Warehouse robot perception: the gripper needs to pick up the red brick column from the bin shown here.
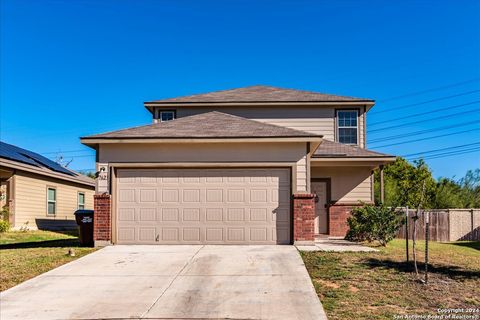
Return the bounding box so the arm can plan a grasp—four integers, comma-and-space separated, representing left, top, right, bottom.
94, 194, 111, 245
293, 194, 315, 245
329, 204, 360, 237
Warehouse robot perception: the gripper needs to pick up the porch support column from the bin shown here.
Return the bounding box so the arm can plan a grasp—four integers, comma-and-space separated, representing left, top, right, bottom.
379, 165, 385, 204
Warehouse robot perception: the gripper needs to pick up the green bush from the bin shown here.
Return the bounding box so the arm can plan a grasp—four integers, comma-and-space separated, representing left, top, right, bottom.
345, 204, 403, 246
0, 220, 9, 233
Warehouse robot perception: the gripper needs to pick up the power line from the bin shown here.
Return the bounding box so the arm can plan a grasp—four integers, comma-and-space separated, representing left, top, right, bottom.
408, 147, 480, 161
371, 90, 480, 115
41, 149, 89, 155
369, 100, 480, 126
402, 142, 480, 157
377, 78, 480, 103
370, 128, 480, 148
406, 146, 480, 159
368, 120, 480, 143
368, 108, 480, 133
48, 154, 95, 159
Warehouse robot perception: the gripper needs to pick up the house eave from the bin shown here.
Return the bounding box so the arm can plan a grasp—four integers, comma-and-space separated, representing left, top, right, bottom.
310, 156, 396, 167
0, 158, 95, 187
144, 101, 376, 114
81, 136, 323, 148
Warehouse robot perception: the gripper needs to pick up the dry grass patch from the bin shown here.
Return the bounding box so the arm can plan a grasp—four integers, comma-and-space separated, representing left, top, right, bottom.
301, 239, 480, 320
0, 230, 97, 291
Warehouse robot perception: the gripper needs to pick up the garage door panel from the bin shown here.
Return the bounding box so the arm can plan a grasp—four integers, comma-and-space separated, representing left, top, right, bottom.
116, 168, 291, 244
206, 228, 223, 242
161, 208, 179, 221
182, 208, 201, 221
205, 208, 223, 221
250, 228, 268, 242
118, 227, 135, 242
162, 228, 179, 241
183, 228, 201, 241
183, 189, 201, 203
162, 189, 179, 202
119, 189, 135, 202
139, 189, 156, 202
138, 227, 156, 241
139, 208, 156, 221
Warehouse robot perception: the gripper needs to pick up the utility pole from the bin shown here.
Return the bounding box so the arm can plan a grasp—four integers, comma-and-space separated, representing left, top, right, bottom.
380, 165, 385, 204
405, 206, 409, 262
425, 211, 429, 284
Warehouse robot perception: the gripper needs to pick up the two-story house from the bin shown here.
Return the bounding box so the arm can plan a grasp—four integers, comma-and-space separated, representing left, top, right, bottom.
81, 85, 395, 246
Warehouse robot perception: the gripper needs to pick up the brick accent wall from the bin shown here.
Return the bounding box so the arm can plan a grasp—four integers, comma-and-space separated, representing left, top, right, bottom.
293, 194, 315, 243
329, 204, 360, 237
94, 194, 111, 242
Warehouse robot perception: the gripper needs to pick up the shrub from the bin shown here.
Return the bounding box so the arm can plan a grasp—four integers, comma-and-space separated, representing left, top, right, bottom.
345, 204, 403, 246
0, 220, 9, 233
0, 205, 10, 233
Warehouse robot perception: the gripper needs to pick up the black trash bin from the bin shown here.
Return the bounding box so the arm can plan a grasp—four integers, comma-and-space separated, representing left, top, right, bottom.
74, 210, 94, 247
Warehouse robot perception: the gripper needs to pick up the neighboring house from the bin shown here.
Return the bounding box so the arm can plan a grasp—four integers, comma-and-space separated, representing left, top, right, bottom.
81, 85, 395, 246
0, 141, 95, 230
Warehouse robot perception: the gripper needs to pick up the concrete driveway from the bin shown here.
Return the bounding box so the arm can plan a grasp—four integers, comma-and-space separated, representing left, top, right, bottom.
1, 245, 326, 320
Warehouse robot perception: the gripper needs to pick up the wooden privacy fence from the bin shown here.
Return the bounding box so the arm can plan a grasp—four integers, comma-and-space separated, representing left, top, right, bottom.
396, 209, 480, 242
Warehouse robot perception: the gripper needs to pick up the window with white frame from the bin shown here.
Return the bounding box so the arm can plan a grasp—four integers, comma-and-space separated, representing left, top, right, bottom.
337, 110, 358, 144
159, 110, 175, 122
47, 187, 56, 215
78, 192, 85, 210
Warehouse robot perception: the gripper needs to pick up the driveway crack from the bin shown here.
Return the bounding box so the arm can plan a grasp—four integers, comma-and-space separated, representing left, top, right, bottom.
140, 245, 205, 319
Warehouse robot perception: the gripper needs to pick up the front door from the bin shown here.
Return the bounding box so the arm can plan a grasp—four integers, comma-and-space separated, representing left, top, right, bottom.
311, 181, 328, 234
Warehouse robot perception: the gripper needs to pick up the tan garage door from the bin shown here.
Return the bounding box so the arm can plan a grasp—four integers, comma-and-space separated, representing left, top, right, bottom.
116, 168, 291, 245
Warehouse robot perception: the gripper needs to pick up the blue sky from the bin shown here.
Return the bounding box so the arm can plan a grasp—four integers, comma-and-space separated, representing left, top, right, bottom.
1, 0, 479, 179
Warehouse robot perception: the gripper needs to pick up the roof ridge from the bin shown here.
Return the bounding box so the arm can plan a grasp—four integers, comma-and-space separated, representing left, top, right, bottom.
145, 85, 374, 104
144, 85, 260, 104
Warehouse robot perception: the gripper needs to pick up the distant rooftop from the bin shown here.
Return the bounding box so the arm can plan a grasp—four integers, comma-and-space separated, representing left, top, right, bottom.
0, 141, 94, 186
145, 85, 374, 104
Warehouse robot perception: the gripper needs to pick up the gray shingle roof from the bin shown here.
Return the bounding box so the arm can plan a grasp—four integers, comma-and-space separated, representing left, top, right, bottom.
145, 85, 374, 104
82, 111, 322, 139
313, 140, 394, 158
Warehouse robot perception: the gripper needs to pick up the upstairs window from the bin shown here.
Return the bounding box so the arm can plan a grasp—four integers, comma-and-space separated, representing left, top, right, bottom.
78, 192, 85, 210
337, 110, 358, 144
47, 187, 56, 215
159, 110, 175, 122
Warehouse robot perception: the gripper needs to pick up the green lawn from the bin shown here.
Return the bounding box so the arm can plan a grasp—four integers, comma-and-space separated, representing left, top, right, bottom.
301, 239, 480, 320
0, 230, 97, 291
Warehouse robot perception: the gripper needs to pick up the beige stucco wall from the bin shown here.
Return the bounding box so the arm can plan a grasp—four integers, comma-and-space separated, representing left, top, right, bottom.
155, 106, 366, 147
311, 166, 373, 203
448, 209, 480, 241
13, 171, 95, 229
98, 142, 309, 192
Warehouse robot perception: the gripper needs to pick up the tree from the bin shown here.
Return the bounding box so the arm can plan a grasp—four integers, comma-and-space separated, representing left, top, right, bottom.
432, 178, 464, 208
375, 158, 436, 208
458, 169, 480, 208
79, 170, 96, 179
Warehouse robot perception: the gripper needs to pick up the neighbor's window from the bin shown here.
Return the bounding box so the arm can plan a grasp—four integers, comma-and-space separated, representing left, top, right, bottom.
47, 187, 57, 215
337, 110, 358, 144
159, 111, 175, 122
78, 192, 85, 210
